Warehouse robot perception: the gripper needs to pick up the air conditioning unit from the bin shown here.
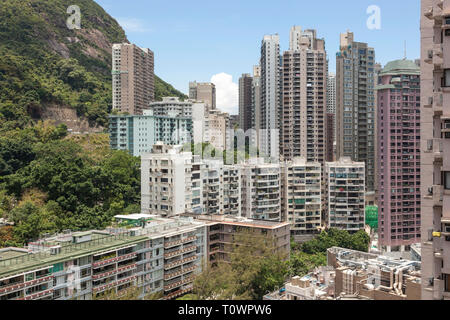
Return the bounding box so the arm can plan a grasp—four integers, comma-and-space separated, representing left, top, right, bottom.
428, 187, 434, 195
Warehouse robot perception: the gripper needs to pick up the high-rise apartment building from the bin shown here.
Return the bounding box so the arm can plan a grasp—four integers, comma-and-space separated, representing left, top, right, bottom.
207, 110, 230, 151
239, 73, 254, 132
336, 31, 376, 192
141, 143, 193, 217
327, 72, 337, 115
260, 35, 281, 161
326, 113, 335, 162
108, 110, 192, 157
282, 158, 322, 241
327, 72, 337, 161
280, 27, 327, 164
376, 59, 421, 252
252, 66, 262, 147
421, 0, 450, 300
189, 81, 216, 111
326, 157, 366, 233
241, 158, 282, 221
112, 43, 155, 115
201, 160, 241, 217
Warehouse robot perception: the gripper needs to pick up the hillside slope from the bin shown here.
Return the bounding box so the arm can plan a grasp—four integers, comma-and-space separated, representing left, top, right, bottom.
0, 0, 186, 131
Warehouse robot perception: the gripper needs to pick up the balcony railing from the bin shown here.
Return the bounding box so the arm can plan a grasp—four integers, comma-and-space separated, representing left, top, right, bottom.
164, 276, 195, 291
164, 265, 197, 281
0, 276, 53, 295
23, 288, 54, 300
164, 255, 197, 270
164, 246, 197, 259
92, 253, 137, 268
164, 236, 197, 249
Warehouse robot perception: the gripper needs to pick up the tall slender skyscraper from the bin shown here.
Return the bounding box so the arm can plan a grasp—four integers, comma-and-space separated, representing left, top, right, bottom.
336, 31, 376, 192
420, 0, 450, 300
252, 66, 262, 149
112, 43, 155, 115
377, 59, 421, 253
326, 72, 336, 162
239, 73, 254, 131
280, 27, 326, 165
327, 72, 336, 115
260, 35, 281, 161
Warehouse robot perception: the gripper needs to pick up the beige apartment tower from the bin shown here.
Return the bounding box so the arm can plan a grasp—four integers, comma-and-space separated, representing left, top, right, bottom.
421, 0, 450, 300
336, 31, 376, 192
112, 43, 155, 115
189, 81, 217, 110
280, 27, 327, 165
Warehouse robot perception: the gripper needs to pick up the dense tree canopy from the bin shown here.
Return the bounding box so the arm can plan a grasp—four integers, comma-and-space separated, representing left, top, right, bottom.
185, 228, 370, 300
0, 121, 141, 246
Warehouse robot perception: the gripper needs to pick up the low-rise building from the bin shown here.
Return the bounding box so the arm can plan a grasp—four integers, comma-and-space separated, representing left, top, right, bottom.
0, 215, 207, 301
189, 214, 290, 264
265, 246, 422, 300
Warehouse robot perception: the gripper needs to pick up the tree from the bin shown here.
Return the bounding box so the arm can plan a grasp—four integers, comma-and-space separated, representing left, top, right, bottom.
190, 229, 290, 300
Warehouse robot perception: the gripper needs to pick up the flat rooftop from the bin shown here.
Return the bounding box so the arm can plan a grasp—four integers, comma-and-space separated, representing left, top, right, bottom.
188, 214, 290, 229
0, 231, 148, 280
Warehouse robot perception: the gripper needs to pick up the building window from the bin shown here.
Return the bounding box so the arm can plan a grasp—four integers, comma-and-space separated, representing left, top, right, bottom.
444, 274, 450, 292
445, 172, 450, 190
443, 70, 450, 87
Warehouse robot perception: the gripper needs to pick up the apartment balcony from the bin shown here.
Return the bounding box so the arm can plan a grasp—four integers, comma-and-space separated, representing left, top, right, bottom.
164, 255, 197, 270
92, 269, 118, 281
22, 288, 54, 301
164, 276, 195, 291
116, 275, 136, 286
92, 281, 118, 293
165, 236, 197, 249
164, 285, 193, 300
92, 253, 137, 268
164, 245, 197, 259
0, 275, 54, 295
164, 265, 197, 281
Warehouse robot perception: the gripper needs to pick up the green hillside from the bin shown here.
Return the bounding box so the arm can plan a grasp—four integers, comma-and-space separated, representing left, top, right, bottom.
0, 0, 186, 131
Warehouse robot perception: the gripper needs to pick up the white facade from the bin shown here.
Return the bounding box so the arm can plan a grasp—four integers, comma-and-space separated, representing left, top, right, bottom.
241, 158, 282, 221
326, 157, 366, 232
282, 158, 322, 237
260, 35, 281, 162
109, 112, 192, 157
141, 143, 193, 217
201, 160, 242, 217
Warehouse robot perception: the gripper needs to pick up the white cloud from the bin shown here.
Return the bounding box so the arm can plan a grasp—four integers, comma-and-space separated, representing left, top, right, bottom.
211, 73, 238, 115
116, 18, 152, 33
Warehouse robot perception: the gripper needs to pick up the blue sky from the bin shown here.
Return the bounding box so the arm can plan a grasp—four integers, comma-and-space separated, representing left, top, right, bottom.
95, 0, 420, 114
